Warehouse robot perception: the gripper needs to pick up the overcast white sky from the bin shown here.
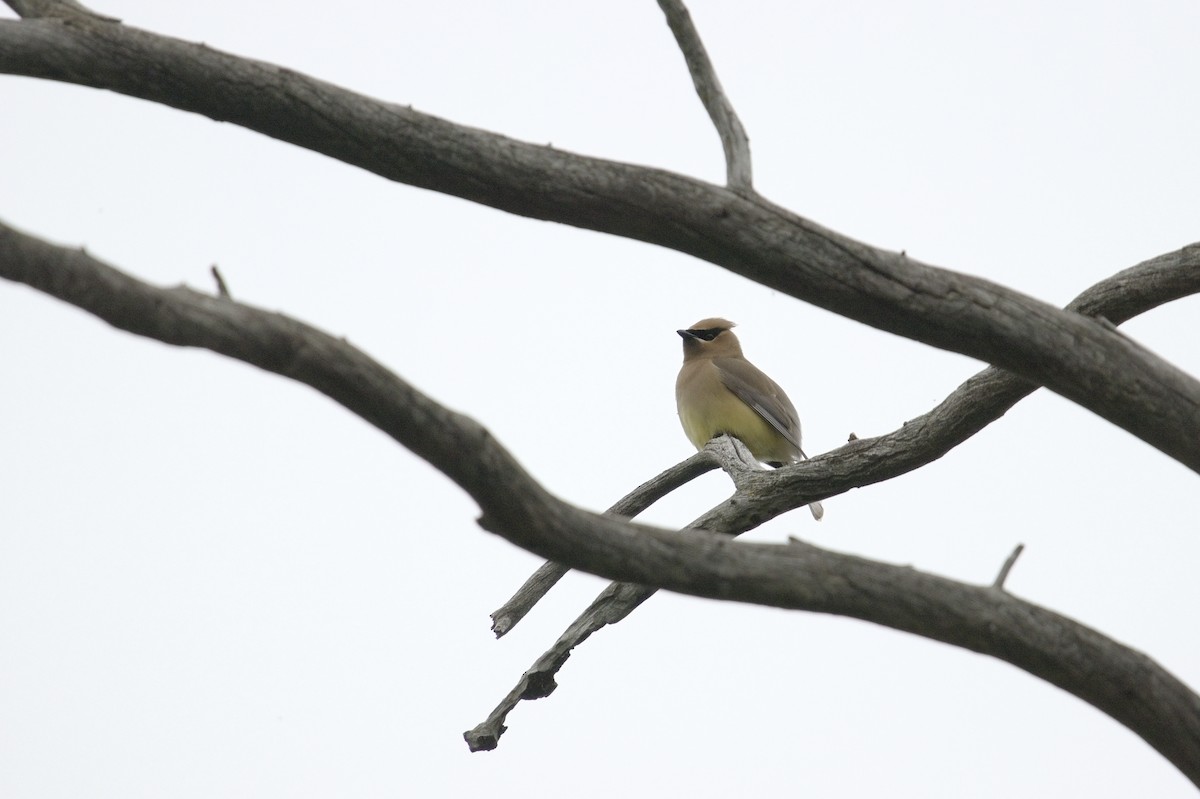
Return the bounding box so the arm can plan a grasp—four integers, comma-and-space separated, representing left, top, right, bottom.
3, 1, 1200, 796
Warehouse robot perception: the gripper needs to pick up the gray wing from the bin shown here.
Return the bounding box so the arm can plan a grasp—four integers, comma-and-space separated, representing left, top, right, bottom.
712, 356, 807, 458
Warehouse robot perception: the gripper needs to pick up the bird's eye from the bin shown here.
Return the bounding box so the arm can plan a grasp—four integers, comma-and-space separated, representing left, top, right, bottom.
691, 328, 722, 341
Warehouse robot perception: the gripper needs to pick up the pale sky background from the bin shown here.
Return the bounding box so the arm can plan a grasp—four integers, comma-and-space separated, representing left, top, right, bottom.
3, 1, 1200, 796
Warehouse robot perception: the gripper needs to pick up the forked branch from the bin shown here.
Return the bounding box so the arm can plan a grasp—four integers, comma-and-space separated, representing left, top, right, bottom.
2, 220, 1197, 782
3, 0, 1199, 784
487, 244, 1200, 637
490, 451, 717, 638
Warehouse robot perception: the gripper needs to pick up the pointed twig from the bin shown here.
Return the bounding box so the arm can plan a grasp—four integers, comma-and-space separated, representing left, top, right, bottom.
210, 265, 232, 300
992, 544, 1025, 591
657, 0, 753, 191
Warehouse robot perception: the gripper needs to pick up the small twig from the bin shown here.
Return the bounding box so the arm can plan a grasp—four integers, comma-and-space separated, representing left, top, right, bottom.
210, 265, 232, 299
657, 0, 753, 191
992, 543, 1025, 590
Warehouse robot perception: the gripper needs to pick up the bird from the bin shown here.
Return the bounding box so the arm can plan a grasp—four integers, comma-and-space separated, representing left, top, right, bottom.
675, 317, 824, 521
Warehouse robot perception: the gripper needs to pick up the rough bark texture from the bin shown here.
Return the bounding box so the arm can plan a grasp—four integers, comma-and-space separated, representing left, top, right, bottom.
2, 1, 1199, 785
1, 16, 1199, 470
2, 221, 1198, 781
489, 246, 1200, 637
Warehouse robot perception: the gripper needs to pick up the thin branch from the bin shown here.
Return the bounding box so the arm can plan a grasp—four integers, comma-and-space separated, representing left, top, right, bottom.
2, 220, 1198, 782
491, 436, 787, 637
471, 439, 757, 749
490, 450, 717, 637
657, 0, 753, 191
2, 21, 1199, 469
992, 544, 1025, 590
470, 580, 656, 751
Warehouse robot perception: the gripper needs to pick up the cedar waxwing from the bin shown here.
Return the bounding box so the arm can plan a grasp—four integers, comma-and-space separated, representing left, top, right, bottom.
676, 318, 824, 521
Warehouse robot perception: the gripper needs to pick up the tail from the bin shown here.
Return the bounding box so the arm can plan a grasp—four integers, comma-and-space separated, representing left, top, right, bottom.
768, 454, 825, 521
796, 449, 823, 521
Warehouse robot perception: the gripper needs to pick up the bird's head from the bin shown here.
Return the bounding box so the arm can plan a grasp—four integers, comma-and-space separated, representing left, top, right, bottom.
677, 317, 743, 359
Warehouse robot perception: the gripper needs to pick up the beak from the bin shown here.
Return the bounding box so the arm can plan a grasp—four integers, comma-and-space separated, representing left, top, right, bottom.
677, 329, 696, 340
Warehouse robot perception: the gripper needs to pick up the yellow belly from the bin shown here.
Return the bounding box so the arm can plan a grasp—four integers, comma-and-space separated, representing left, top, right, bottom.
677, 379, 794, 463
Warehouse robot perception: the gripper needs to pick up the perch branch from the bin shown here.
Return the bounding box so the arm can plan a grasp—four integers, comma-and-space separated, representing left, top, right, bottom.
489, 245, 1200, 637
491, 434, 791, 637
2, 222, 1199, 782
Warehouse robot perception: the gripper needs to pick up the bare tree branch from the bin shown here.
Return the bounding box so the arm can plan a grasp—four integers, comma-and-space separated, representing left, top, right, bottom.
488, 244, 1200, 638
2, 220, 1198, 782
491, 437, 774, 636
469, 522, 1200, 782
1, 19, 1198, 469
657, 0, 753, 191
470, 579, 657, 752
468, 434, 1200, 779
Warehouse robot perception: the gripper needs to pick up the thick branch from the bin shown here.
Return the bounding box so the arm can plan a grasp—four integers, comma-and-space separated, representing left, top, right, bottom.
1, 19, 1199, 469
755, 244, 1200, 513
2, 221, 1198, 782
657, 0, 753, 190
469, 530, 1200, 785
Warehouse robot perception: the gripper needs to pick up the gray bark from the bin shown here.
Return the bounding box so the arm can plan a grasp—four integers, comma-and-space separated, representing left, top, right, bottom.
1, 220, 1198, 780
2, 2, 1199, 785
0, 16, 1198, 469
